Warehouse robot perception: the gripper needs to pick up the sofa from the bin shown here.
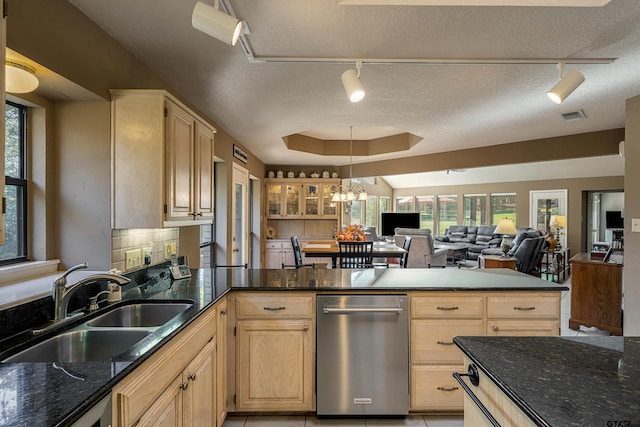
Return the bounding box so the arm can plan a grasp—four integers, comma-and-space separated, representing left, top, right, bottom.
394, 228, 448, 268
435, 225, 501, 261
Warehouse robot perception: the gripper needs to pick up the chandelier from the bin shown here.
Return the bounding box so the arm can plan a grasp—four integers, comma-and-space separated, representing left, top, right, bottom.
331, 126, 367, 214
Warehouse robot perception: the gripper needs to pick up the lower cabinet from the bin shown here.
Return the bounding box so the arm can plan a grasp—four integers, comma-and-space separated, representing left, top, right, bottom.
136, 339, 215, 427
112, 302, 220, 427
409, 291, 560, 412
215, 299, 228, 427
233, 293, 315, 412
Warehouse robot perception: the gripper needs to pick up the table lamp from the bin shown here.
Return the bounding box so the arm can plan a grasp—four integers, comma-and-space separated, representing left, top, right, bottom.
550, 215, 567, 249
494, 218, 518, 258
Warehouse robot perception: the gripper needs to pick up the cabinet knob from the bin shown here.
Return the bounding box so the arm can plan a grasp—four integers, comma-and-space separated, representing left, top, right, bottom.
188, 373, 197, 381
180, 382, 189, 391
220, 309, 227, 315
492, 325, 499, 331
303, 325, 309, 332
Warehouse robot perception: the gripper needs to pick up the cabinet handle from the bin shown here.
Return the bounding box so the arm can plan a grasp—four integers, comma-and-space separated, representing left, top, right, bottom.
436, 341, 455, 346
436, 306, 459, 311
180, 382, 189, 391
492, 325, 499, 331
196, 212, 203, 217
188, 373, 197, 381
437, 386, 459, 392
513, 306, 536, 311
220, 309, 227, 315
303, 325, 309, 332
263, 306, 286, 311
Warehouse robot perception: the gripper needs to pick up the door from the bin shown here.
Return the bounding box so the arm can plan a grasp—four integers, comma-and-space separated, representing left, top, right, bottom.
529, 189, 567, 248
232, 163, 249, 266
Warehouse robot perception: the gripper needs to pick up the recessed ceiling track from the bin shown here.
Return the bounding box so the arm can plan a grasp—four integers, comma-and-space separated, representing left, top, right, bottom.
251, 56, 616, 65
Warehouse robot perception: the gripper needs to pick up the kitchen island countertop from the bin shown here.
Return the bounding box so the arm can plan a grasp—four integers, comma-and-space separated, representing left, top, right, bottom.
0, 267, 566, 426
454, 336, 640, 427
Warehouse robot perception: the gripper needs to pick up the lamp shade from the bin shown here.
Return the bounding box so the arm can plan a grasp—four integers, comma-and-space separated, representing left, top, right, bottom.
341, 69, 365, 102
547, 69, 585, 104
550, 215, 567, 228
5, 60, 39, 93
192, 1, 243, 46
494, 218, 517, 235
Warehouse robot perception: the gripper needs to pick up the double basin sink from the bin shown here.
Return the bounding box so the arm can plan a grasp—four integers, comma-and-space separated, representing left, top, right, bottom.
3, 300, 194, 363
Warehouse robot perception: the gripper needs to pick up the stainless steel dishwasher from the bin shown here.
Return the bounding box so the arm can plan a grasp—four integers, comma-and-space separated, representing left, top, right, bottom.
316, 294, 409, 416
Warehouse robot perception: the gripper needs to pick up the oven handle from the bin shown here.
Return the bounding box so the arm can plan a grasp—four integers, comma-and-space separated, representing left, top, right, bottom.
323, 306, 403, 314
453, 366, 501, 427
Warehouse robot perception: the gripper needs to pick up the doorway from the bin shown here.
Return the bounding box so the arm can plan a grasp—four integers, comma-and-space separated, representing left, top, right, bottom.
232, 163, 249, 266
583, 190, 624, 252
530, 189, 567, 248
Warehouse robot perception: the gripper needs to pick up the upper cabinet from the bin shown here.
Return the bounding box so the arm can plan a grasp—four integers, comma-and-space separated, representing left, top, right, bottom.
111, 90, 216, 228
265, 178, 339, 219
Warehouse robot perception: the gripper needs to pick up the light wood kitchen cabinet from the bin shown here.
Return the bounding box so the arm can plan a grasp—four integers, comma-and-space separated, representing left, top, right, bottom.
233, 293, 315, 411
409, 293, 484, 412
265, 178, 339, 219
409, 291, 560, 412
136, 339, 215, 427
215, 299, 228, 427
112, 305, 217, 426
111, 89, 216, 228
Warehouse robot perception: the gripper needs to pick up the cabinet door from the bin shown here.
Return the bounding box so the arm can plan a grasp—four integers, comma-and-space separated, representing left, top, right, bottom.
183, 339, 216, 427
303, 184, 320, 216
166, 101, 195, 221
320, 184, 337, 217
264, 247, 283, 269
236, 320, 313, 411
136, 376, 183, 427
266, 182, 283, 216
284, 183, 302, 216
194, 120, 215, 219
216, 300, 228, 427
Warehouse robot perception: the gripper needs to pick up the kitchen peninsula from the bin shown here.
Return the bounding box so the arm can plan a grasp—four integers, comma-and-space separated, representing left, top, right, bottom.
0, 267, 567, 426
454, 336, 640, 426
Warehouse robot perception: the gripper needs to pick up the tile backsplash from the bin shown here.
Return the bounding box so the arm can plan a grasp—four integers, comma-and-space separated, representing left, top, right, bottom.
111, 228, 179, 272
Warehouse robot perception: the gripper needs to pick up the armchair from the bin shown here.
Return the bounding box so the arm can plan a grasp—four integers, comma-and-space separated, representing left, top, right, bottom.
394, 228, 447, 268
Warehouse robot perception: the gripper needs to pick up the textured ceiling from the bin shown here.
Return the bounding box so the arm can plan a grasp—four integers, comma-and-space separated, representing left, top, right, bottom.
66, 0, 638, 179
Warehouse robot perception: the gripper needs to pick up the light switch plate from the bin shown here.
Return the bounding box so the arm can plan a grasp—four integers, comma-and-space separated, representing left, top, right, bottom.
165, 243, 172, 260
170, 242, 177, 255
632, 218, 640, 232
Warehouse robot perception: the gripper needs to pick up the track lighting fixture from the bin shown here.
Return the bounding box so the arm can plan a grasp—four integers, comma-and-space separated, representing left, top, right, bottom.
5, 60, 39, 93
192, 0, 243, 46
547, 63, 585, 104
341, 61, 365, 103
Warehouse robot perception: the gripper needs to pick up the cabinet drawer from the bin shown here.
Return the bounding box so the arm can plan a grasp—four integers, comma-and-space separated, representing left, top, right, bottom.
487, 294, 560, 319
411, 295, 484, 319
235, 294, 314, 318
411, 365, 464, 411
264, 241, 283, 250
411, 319, 484, 364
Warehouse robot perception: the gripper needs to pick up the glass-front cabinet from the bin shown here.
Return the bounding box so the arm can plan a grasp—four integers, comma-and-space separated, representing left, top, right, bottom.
265, 179, 339, 219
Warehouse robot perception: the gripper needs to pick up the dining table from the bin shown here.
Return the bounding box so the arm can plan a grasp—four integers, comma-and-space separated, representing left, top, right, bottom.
301, 240, 408, 268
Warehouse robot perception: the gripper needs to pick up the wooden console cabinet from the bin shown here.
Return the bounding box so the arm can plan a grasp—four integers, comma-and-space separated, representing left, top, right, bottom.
569, 253, 623, 335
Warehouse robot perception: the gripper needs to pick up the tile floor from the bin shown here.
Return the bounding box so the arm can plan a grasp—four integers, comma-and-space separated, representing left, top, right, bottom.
224, 275, 584, 427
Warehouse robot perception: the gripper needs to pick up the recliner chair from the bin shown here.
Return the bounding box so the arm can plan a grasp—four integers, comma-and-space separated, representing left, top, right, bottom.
394, 228, 447, 268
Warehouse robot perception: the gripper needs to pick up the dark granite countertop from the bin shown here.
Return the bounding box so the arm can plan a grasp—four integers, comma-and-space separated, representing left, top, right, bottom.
0, 267, 566, 426
454, 336, 640, 427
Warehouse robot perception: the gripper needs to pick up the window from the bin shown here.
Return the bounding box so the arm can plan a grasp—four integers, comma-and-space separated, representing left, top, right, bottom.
396, 196, 414, 213
491, 193, 516, 225
416, 196, 434, 230
437, 195, 458, 235
463, 194, 486, 226
1, 102, 28, 265
348, 201, 362, 225
200, 224, 213, 268
365, 195, 377, 227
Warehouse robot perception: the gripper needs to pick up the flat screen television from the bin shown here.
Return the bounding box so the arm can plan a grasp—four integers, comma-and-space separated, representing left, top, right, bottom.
381, 212, 420, 236
605, 210, 624, 229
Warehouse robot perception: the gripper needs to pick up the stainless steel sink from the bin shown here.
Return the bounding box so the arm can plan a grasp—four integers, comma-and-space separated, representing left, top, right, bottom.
86, 302, 193, 327
3, 329, 152, 363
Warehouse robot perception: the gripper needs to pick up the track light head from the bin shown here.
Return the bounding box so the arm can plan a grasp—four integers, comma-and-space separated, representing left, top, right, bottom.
547, 68, 585, 104
192, 1, 243, 46
341, 63, 365, 102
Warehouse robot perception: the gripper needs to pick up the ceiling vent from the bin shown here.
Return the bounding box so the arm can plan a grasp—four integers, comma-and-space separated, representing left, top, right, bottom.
561, 109, 587, 122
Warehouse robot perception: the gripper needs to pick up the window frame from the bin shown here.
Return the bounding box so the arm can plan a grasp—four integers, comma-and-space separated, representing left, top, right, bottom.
1, 101, 28, 265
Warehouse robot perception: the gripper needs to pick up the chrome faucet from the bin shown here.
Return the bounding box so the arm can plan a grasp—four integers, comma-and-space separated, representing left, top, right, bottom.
52, 263, 130, 321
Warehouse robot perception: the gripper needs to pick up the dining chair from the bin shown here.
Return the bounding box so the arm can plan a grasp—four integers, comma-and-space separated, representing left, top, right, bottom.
282, 235, 316, 269
338, 241, 374, 268
399, 236, 412, 268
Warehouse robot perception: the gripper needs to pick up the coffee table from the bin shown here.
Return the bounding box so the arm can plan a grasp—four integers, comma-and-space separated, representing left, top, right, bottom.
433, 242, 472, 267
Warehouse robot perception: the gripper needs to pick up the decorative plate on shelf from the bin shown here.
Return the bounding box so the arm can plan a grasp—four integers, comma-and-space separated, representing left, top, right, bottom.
266, 227, 276, 239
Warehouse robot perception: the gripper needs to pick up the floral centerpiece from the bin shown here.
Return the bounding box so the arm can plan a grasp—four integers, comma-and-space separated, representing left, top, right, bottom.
335, 224, 366, 241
